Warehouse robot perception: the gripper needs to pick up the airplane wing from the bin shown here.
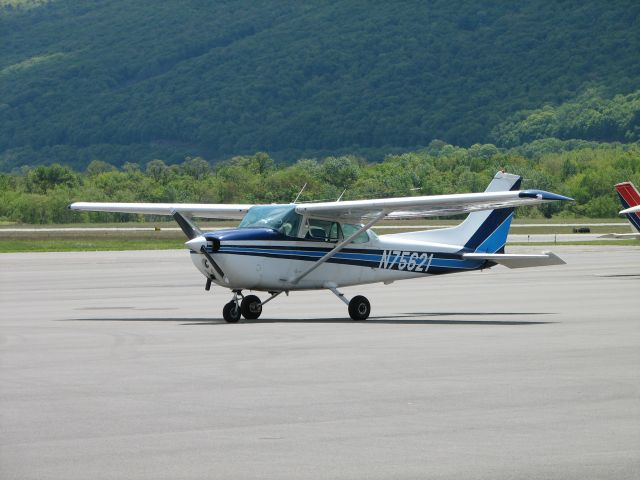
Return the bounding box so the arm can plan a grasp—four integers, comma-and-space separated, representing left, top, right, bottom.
294, 190, 572, 223
462, 251, 566, 269
68, 202, 253, 219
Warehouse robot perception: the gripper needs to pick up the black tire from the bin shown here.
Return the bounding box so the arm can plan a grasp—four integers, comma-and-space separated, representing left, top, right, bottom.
223, 301, 241, 323
348, 295, 370, 321
241, 295, 262, 320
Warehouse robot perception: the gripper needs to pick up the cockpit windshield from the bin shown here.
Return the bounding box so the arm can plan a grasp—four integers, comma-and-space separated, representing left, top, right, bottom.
238, 205, 301, 237
238, 205, 374, 243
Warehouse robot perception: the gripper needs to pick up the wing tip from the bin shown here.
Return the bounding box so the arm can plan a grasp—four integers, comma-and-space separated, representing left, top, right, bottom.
541, 251, 566, 265
519, 190, 573, 202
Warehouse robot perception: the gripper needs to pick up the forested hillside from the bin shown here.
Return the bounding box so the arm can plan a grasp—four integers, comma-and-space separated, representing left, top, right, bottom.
2, 0, 639, 169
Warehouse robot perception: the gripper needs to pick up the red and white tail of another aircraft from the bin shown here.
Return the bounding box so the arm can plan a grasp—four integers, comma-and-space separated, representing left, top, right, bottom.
601, 182, 640, 239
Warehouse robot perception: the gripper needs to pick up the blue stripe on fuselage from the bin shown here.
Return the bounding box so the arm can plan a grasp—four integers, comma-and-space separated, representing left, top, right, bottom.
213, 244, 484, 273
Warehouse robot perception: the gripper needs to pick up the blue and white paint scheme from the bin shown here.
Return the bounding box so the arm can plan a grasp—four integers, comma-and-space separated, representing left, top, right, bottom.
70, 171, 571, 322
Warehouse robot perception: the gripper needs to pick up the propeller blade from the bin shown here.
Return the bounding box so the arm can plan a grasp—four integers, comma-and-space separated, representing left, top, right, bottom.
171, 210, 202, 240
200, 245, 225, 280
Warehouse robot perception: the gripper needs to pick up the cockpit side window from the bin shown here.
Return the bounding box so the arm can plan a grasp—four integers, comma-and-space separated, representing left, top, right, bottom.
303, 219, 370, 244
305, 218, 342, 242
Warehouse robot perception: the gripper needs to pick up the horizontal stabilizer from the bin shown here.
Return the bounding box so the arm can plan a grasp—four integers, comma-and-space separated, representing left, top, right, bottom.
620, 205, 640, 215
462, 251, 565, 269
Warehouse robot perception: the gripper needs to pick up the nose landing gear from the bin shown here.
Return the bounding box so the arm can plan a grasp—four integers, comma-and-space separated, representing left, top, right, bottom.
221, 290, 283, 323
222, 299, 241, 323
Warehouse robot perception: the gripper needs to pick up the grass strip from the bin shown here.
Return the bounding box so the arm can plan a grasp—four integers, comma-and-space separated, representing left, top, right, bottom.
2, 237, 637, 253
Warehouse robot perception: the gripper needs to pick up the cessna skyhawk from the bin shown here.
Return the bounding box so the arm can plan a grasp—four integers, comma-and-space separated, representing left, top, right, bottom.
70, 171, 571, 322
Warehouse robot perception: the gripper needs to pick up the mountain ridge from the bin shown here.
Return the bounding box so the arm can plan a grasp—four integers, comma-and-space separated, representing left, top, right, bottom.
2, 0, 639, 169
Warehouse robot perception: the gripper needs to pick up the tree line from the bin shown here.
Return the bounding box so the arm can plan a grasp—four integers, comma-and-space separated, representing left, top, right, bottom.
1, 142, 639, 224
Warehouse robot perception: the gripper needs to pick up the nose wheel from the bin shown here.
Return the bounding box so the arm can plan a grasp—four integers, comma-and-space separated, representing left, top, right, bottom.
221, 290, 283, 322
222, 300, 241, 323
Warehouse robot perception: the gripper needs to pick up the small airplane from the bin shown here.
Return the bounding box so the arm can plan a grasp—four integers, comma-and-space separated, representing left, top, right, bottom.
69, 171, 571, 322
599, 182, 640, 240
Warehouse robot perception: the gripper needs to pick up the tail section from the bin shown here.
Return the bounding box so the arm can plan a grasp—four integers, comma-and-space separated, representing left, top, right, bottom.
615, 182, 640, 233
390, 171, 521, 252
454, 172, 521, 253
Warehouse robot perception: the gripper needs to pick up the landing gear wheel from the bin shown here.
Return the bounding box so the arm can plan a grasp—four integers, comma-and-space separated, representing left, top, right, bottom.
223, 301, 241, 323
241, 295, 262, 320
348, 295, 370, 321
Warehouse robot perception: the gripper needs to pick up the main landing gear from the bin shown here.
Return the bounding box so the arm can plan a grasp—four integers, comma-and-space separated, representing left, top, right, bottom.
220, 288, 370, 322
328, 286, 371, 321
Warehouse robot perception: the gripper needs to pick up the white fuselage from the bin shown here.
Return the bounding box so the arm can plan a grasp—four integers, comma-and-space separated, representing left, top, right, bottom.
190, 231, 487, 292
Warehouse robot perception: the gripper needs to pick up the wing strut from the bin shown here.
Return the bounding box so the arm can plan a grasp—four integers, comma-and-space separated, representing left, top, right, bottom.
288, 212, 387, 285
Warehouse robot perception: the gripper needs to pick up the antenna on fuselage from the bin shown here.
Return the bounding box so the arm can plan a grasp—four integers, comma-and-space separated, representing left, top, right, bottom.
293, 183, 307, 204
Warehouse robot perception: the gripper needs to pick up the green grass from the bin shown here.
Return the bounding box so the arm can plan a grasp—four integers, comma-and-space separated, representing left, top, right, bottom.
2, 224, 638, 252
1, 217, 637, 253
2, 238, 637, 253
0, 228, 186, 252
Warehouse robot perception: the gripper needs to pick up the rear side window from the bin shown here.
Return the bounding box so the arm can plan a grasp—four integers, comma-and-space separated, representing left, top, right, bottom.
342, 223, 370, 243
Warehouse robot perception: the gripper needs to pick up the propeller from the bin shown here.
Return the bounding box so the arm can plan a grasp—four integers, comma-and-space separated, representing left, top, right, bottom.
198, 242, 225, 280
172, 210, 226, 282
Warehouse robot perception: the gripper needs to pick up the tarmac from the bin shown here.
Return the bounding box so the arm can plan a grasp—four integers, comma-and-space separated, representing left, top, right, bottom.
1, 246, 639, 479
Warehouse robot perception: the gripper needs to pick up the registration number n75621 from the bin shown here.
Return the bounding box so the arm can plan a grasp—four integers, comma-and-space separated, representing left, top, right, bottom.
378, 251, 434, 272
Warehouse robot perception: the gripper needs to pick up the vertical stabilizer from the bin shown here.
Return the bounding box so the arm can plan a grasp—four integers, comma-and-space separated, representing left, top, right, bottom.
453, 172, 521, 253
388, 171, 521, 252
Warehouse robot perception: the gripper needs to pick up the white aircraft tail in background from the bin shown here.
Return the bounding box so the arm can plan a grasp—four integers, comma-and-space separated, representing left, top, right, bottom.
70, 171, 572, 322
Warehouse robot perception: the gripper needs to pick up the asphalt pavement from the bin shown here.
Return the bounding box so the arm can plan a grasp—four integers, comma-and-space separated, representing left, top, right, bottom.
1, 246, 639, 479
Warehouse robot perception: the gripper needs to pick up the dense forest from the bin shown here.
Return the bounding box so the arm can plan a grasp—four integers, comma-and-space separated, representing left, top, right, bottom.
2, 0, 640, 169
2, 141, 639, 224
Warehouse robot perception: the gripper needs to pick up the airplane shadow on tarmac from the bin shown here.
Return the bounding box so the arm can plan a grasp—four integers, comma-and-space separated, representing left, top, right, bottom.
67, 312, 554, 326
596, 273, 640, 278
